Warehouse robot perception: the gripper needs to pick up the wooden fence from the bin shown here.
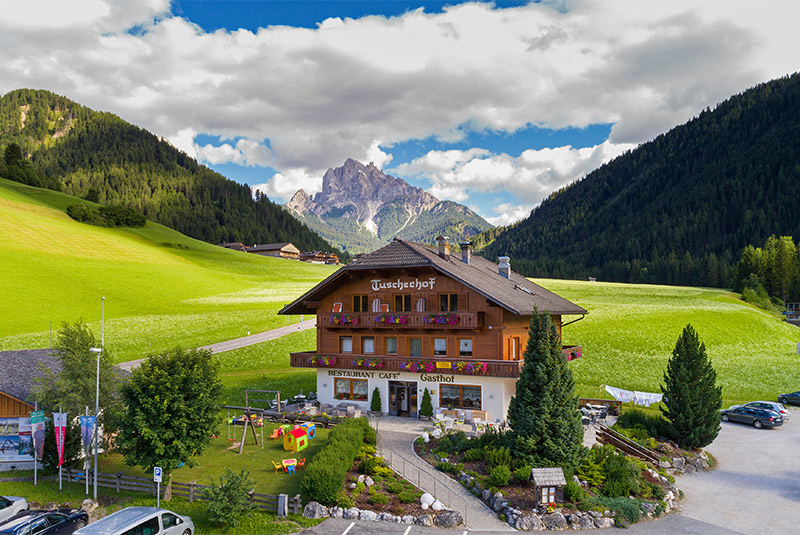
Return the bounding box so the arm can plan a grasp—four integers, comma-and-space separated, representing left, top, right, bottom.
595, 424, 661, 464
63, 468, 302, 516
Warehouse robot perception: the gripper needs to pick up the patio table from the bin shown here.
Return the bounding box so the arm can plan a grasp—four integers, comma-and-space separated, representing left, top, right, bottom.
282, 458, 297, 474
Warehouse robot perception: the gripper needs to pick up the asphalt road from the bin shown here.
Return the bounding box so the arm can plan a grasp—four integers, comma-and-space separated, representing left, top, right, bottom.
300, 406, 800, 534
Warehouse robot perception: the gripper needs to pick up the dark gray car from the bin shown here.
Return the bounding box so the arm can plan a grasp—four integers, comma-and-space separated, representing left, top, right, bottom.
777, 391, 800, 406
721, 406, 783, 428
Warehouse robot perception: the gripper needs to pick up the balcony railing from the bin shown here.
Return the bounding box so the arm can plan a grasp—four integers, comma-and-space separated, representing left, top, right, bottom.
320, 311, 484, 330
290, 352, 523, 378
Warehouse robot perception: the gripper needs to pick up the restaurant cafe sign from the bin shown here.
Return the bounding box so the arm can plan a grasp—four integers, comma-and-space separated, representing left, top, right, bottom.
370, 277, 436, 292
327, 369, 455, 383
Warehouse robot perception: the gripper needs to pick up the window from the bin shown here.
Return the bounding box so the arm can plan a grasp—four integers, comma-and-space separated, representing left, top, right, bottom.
362, 336, 375, 354
409, 338, 422, 357
509, 336, 520, 360
440, 293, 459, 312
340, 336, 353, 353
395, 294, 412, 312
353, 295, 368, 312
335, 378, 368, 401
439, 384, 481, 409
434, 338, 447, 356
140, 517, 160, 535
385, 337, 398, 354
162, 513, 180, 529
30, 520, 48, 535
459, 338, 473, 357
45, 514, 66, 526
540, 486, 556, 505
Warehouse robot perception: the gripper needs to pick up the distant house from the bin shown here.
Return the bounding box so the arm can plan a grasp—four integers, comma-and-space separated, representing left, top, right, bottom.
218, 242, 248, 252
299, 251, 339, 264
247, 243, 301, 259
0, 349, 60, 418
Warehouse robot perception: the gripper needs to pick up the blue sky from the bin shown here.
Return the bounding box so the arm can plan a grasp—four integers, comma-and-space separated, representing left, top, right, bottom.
2, 0, 798, 225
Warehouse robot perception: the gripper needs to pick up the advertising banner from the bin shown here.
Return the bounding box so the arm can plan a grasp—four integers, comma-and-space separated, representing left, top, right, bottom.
0, 417, 34, 462
30, 410, 45, 461
53, 412, 67, 467
79, 416, 95, 456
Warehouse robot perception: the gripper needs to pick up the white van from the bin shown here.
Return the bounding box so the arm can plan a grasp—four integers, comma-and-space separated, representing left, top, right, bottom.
74, 506, 194, 535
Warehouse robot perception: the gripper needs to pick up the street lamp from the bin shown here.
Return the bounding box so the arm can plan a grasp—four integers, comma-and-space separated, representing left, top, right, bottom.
89, 347, 101, 500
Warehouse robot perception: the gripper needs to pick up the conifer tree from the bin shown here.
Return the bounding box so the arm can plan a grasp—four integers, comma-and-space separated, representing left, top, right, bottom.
660, 325, 722, 449
419, 388, 433, 418
508, 308, 584, 470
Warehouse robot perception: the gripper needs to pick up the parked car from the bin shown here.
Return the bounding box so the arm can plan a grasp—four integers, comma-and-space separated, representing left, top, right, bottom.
0, 497, 27, 525
0, 509, 88, 535
720, 406, 783, 429
74, 506, 193, 535
777, 391, 800, 406
729, 401, 790, 420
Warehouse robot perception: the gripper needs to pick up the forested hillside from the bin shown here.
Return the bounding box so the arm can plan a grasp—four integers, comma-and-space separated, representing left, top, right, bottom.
0, 89, 341, 254
481, 73, 800, 287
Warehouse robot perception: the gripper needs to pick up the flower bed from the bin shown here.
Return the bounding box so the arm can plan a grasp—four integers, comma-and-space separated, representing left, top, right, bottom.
454, 361, 488, 375
310, 356, 337, 367
352, 358, 384, 369
423, 313, 459, 325
374, 313, 409, 325
399, 360, 436, 373
331, 313, 359, 326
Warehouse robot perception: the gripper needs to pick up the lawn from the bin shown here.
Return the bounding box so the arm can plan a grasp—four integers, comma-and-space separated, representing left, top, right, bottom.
0, 479, 321, 535
0, 178, 335, 362
535, 279, 800, 405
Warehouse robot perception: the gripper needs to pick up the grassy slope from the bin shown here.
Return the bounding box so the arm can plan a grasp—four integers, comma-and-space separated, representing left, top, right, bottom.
0, 178, 336, 361
539, 279, 800, 405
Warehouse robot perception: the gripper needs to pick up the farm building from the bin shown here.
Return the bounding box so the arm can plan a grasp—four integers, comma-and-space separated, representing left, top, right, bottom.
248, 243, 301, 259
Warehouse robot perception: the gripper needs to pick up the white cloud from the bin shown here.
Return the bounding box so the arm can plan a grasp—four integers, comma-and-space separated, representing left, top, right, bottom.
253, 168, 323, 203
486, 204, 532, 227
0, 0, 798, 219
396, 140, 635, 214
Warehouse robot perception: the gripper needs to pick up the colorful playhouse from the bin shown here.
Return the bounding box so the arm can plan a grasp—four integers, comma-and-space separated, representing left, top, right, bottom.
283, 427, 308, 452
300, 422, 317, 439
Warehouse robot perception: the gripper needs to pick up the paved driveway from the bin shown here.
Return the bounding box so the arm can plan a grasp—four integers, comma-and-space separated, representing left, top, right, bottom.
302, 406, 800, 534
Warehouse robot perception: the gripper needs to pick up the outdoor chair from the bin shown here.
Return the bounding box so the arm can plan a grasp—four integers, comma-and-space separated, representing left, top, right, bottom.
352, 409, 362, 418
297, 458, 306, 470
268, 428, 281, 440
272, 460, 284, 474
445, 417, 455, 430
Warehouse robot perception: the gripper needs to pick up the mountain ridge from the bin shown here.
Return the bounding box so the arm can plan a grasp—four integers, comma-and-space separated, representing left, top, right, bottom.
285, 158, 492, 253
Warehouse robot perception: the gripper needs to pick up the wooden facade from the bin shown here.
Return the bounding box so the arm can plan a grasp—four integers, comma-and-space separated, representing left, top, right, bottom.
0, 391, 34, 418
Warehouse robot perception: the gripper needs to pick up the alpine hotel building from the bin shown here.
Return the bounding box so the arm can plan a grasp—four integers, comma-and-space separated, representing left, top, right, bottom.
281, 237, 586, 421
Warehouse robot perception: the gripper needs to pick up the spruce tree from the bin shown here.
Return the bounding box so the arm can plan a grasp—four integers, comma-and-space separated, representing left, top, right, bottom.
660, 324, 722, 449
508, 308, 585, 471
419, 388, 433, 418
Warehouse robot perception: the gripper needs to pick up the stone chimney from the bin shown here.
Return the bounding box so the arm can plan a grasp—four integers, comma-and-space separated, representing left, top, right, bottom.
436, 236, 451, 260
498, 256, 511, 278
459, 241, 472, 265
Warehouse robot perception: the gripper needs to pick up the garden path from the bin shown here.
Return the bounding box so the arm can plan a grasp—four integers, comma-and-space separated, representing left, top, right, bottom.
117, 317, 316, 371
374, 417, 514, 531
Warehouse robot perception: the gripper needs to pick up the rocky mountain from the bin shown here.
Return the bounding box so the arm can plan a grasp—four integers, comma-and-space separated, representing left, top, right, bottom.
286, 158, 492, 253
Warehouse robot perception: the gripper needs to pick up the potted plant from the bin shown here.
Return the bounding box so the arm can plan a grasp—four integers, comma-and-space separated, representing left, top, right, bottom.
419, 388, 434, 420
370, 387, 383, 416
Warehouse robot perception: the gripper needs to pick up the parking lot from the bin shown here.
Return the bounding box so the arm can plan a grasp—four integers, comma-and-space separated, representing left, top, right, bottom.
301, 406, 800, 535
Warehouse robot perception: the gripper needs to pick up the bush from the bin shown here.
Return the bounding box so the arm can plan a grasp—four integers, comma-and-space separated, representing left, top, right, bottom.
386, 481, 404, 494
398, 490, 420, 503
420, 388, 433, 417
564, 480, 586, 503
485, 446, 511, 468
489, 464, 512, 487
336, 490, 354, 509
301, 418, 368, 504
601, 453, 641, 498
586, 497, 641, 527
353, 481, 366, 495
437, 461, 455, 473
437, 435, 453, 453
463, 448, 484, 462
369, 492, 389, 505
203, 469, 255, 528
449, 430, 469, 452
358, 455, 386, 475
512, 465, 530, 484
99, 204, 146, 227
617, 409, 663, 438
371, 387, 382, 413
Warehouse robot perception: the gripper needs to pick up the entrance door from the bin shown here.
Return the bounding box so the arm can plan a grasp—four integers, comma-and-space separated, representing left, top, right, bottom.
388, 381, 418, 417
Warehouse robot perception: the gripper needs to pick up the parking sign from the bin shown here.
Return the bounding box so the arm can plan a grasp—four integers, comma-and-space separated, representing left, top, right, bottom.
154, 467, 162, 483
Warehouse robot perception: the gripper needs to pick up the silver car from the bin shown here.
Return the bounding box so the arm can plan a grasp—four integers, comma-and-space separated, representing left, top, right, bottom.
729, 401, 790, 420
0, 496, 27, 525
74, 506, 193, 535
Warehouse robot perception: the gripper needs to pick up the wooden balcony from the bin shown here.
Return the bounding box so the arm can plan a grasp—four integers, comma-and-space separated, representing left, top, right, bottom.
320, 311, 484, 330
290, 351, 523, 378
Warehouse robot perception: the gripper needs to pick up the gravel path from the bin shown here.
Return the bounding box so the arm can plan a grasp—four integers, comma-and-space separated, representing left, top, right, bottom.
117, 317, 316, 371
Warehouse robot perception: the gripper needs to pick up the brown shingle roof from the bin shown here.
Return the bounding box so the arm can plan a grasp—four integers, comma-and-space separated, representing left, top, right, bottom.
280, 238, 586, 316
248, 242, 298, 252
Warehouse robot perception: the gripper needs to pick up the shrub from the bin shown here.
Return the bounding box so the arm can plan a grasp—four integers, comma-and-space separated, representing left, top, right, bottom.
485, 446, 511, 468
437, 435, 453, 452
66, 203, 96, 223
617, 409, 663, 438
369, 492, 389, 505
512, 465, 530, 484
373, 465, 394, 478
420, 388, 433, 417
463, 448, 484, 462
203, 469, 255, 527
489, 464, 512, 487
98, 204, 146, 227
564, 480, 586, 503
587, 497, 641, 527
398, 490, 420, 503
336, 490, 354, 509
601, 453, 641, 498
453, 463, 465, 473
353, 481, 366, 495
449, 430, 469, 452
301, 418, 368, 504
437, 461, 454, 473
386, 481, 404, 494
358, 444, 377, 459
371, 387, 382, 413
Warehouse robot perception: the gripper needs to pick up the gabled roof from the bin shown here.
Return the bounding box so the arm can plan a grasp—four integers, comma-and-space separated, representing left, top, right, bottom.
249, 242, 299, 253
531, 467, 567, 486
0, 349, 60, 403
280, 238, 586, 316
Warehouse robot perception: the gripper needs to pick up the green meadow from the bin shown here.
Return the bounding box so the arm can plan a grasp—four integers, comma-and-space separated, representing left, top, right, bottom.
0, 178, 336, 362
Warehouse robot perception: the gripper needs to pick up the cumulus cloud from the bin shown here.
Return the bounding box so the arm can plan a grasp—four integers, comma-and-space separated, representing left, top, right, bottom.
396, 140, 635, 216
252, 168, 323, 203
0, 0, 797, 220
